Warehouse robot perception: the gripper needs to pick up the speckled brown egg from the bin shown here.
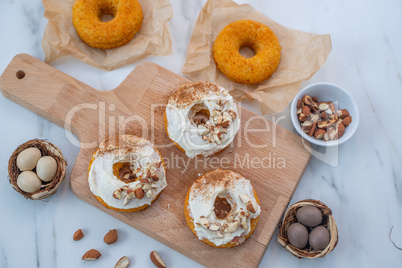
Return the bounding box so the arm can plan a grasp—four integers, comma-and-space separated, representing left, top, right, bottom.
287, 223, 309, 249
296, 206, 323, 227
309, 226, 330, 250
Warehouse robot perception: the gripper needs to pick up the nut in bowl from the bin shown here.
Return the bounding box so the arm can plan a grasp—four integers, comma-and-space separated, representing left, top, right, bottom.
290, 83, 359, 146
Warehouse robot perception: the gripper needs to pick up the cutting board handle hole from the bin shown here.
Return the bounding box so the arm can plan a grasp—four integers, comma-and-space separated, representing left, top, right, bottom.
16, 70, 25, 79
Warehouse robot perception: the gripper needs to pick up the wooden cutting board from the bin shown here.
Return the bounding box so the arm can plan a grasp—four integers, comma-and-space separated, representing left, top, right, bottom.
0, 54, 310, 268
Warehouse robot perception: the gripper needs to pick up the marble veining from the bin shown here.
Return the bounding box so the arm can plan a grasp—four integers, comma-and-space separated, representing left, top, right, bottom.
0, 0, 401, 267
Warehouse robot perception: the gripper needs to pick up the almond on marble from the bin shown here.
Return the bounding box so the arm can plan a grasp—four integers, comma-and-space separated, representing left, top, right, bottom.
73, 229, 84, 241
104, 229, 118, 245
82, 249, 101, 261
150, 250, 166, 268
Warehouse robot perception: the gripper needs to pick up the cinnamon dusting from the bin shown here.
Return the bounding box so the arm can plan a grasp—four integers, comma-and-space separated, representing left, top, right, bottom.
169, 82, 221, 107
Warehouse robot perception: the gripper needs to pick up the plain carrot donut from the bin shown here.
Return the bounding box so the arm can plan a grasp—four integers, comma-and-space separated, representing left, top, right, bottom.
212, 19, 281, 84
72, 0, 143, 49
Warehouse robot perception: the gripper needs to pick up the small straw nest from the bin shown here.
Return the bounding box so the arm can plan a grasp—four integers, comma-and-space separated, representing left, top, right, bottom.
277, 199, 338, 259
8, 139, 67, 200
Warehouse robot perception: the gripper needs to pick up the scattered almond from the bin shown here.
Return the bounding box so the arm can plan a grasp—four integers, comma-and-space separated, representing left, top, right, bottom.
208, 223, 220, 231
134, 187, 145, 199
217, 120, 230, 128
150, 250, 166, 268
225, 221, 240, 233
240, 217, 249, 230
123, 195, 131, 206
231, 236, 240, 243
73, 229, 84, 241
82, 249, 101, 261
140, 178, 150, 183
113, 189, 122, 200
239, 194, 252, 204
126, 188, 135, 199
115, 256, 130, 268
246, 200, 258, 214
199, 216, 209, 228
150, 174, 159, 181
104, 229, 118, 245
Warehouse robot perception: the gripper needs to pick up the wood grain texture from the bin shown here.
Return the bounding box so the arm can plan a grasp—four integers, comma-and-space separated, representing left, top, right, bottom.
0, 54, 311, 268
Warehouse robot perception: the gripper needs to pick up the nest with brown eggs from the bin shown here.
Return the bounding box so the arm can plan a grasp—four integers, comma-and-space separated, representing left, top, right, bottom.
277, 199, 338, 258
8, 139, 67, 200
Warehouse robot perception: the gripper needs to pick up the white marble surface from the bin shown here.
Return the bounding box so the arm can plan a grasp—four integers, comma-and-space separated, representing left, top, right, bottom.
1, 0, 402, 267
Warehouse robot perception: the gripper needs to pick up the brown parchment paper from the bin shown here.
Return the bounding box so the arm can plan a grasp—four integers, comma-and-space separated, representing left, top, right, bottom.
42, 0, 173, 70
182, 0, 332, 114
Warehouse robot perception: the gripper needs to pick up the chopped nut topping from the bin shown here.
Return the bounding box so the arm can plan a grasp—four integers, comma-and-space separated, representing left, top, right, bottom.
208, 223, 220, 231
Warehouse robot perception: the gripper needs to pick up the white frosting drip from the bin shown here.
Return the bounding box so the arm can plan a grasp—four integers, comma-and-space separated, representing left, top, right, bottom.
188, 171, 261, 246
165, 84, 240, 158
88, 137, 167, 209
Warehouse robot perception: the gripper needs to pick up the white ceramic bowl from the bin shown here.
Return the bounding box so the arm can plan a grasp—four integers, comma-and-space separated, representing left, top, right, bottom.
290, 83, 359, 146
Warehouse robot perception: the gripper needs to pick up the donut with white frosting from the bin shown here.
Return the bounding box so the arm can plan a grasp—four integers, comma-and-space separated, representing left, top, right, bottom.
164, 82, 240, 158
184, 169, 261, 247
88, 135, 167, 212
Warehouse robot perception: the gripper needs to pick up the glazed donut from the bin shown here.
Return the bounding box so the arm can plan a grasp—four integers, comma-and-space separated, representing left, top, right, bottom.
72, 0, 143, 49
184, 169, 261, 248
212, 19, 281, 84
164, 82, 240, 158
88, 135, 166, 212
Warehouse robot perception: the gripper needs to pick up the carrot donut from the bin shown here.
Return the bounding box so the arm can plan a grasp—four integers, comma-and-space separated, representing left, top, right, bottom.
184, 169, 261, 248
72, 0, 143, 49
88, 135, 166, 212
164, 82, 240, 158
212, 19, 281, 84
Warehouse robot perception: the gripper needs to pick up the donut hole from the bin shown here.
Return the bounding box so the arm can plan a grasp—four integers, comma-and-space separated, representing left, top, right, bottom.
100, 13, 115, 22
113, 162, 138, 183
97, 2, 117, 22
239, 46, 255, 58
214, 196, 233, 219
189, 103, 210, 125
